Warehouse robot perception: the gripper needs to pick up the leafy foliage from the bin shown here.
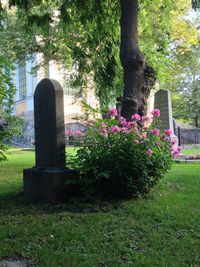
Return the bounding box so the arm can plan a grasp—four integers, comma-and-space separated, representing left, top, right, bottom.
68, 109, 180, 199
167, 46, 200, 127
3, 0, 197, 109
0, 56, 21, 161
0, 7, 21, 161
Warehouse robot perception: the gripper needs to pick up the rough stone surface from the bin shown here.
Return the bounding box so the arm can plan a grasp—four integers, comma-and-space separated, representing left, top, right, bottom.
23, 79, 80, 203
154, 89, 173, 131
23, 167, 80, 203
34, 79, 65, 168
154, 89, 178, 146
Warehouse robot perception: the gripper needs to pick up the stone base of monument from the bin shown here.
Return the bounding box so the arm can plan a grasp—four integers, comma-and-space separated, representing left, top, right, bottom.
23, 167, 80, 203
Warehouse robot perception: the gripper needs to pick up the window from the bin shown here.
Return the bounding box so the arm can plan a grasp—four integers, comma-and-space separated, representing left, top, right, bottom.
18, 61, 27, 100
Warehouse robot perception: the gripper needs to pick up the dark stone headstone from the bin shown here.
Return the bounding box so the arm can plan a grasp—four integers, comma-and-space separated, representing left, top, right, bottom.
23, 79, 79, 203
34, 79, 65, 168
154, 89, 178, 146
154, 89, 174, 132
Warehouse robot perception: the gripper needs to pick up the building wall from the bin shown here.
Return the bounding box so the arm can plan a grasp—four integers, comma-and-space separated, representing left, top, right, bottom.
13, 55, 98, 146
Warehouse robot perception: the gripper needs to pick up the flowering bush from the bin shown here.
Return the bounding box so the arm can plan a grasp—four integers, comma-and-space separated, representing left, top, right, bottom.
69, 108, 181, 199
187, 154, 200, 160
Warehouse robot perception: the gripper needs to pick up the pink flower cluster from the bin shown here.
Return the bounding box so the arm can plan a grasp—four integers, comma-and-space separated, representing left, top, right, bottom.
170, 139, 182, 158
109, 108, 160, 121
164, 129, 172, 136
132, 114, 141, 121
147, 148, 153, 156
151, 109, 160, 117
111, 125, 121, 133
101, 128, 108, 138
109, 107, 118, 117
188, 154, 200, 159
151, 128, 160, 136
66, 129, 84, 137
67, 108, 182, 160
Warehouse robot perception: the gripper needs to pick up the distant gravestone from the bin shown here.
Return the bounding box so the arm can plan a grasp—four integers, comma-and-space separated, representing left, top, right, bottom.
154, 89, 178, 144
154, 89, 174, 131
23, 79, 79, 203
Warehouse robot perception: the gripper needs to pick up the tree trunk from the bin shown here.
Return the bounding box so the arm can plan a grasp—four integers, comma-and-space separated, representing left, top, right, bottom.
194, 114, 199, 128
120, 0, 156, 121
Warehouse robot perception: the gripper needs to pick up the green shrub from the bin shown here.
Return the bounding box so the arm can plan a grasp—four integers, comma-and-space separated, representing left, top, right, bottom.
0, 56, 21, 162
69, 109, 181, 199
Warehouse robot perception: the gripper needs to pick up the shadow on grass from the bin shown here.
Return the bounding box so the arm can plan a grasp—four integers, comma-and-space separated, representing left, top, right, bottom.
0, 191, 123, 216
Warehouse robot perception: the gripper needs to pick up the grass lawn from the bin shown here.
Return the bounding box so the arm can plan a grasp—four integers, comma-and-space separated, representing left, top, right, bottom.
0, 150, 200, 267
182, 148, 200, 155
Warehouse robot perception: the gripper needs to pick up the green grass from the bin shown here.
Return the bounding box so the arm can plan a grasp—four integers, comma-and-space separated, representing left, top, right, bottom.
0, 151, 200, 266
182, 148, 200, 155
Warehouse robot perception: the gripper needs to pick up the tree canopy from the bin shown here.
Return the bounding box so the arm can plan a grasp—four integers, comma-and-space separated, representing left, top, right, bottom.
1, 0, 199, 111
167, 46, 200, 127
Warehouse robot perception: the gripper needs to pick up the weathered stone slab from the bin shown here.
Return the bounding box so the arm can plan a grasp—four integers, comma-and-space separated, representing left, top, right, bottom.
154, 89, 174, 131
24, 167, 80, 203
23, 79, 79, 203
34, 79, 65, 168
154, 89, 178, 146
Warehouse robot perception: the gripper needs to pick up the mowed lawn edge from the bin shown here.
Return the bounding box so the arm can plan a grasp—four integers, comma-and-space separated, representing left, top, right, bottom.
0, 150, 200, 267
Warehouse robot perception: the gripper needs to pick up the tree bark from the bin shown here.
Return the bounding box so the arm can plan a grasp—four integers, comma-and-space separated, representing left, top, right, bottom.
194, 114, 199, 128
120, 0, 156, 121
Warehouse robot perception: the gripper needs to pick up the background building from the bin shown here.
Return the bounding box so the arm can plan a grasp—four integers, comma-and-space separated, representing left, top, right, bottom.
13, 55, 98, 146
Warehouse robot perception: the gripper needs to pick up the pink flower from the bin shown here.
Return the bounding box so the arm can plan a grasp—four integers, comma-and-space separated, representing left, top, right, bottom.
133, 127, 139, 134
170, 147, 175, 153
129, 121, 137, 128
141, 115, 151, 123
121, 127, 130, 134
171, 140, 177, 145
155, 141, 160, 146
142, 126, 149, 132
111, 125, 121, 133
151, 128, 160, 136
151, 109, 160, 117
134, 139, 139, 144
140, 134, 147, 140
66, 129, 73, 136
73, 130, 84, 137
102, 123, 108, 128
132, 114, 141, 121
171, 146, 182, 158
121, 120, 128, 127
189, 155, 193, 159
177, 146, 182, 153
147, 148, 153, 156
141, 134, 147, 139
101, 128, 108, 138
164, 129, 172, 136
109, 107, 118, 117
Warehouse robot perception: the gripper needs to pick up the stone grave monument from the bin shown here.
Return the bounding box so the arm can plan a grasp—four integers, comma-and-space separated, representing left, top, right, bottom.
154, 89, 178, 144
23, 79, 79, 202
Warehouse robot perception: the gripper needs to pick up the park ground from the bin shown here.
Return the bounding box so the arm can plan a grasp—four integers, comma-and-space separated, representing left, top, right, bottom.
0, 149, 200, 267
